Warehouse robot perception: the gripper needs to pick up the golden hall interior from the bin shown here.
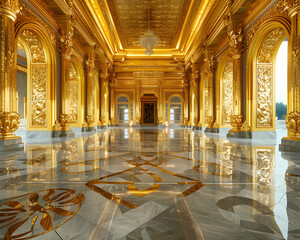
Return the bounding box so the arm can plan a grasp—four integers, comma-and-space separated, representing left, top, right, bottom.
0, 0, 300, 239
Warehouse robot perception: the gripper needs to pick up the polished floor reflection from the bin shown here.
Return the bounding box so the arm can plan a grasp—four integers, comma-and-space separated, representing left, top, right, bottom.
0, 128, 299, 239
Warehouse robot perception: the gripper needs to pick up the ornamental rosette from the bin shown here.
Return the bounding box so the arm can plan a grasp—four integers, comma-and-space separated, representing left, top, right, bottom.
0, 112, 20, 136
285, 111, 300, 136
230, 115, 244, 131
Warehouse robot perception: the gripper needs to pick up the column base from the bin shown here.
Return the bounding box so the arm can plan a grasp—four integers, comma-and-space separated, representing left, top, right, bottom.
52, 130, 75, 138
0, 138, 24, 151
227, 131, 252, 138
204, 127, 219, 133
82, 126, 96, 132
279, 138, 300, 152
192, 126, 202, 130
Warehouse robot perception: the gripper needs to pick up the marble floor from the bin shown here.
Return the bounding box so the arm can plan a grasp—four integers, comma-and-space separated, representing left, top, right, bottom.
0, 127, 299, 240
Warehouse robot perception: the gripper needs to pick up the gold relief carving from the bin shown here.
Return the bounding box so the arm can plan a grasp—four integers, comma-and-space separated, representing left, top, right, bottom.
84, 54, 94, 74
0, 0, 19, 19
222, 61, 233, 126
86, 115, 94, 127
246, 0, 288, 49
20, 29, 46, 63
256, 65, 272, 128
230, 115, 244, 131
207, 116, 215, 128
0, 189, 84, 240
229, 27, 244, 56
204, 77, 209, 124
60, 114, 72, 131
256, 149, 273, 187
285, 111, 300, 136
18, 2, 56, 49
52, 120, 61, 131
31, 65, 47, 127
58, 29, 73, 59
0, 112, 20, 138
257, 28, 285, 63
67, 63, 79, 123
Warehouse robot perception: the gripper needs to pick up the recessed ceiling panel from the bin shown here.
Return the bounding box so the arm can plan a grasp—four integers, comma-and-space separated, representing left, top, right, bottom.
106, 0, 190, 49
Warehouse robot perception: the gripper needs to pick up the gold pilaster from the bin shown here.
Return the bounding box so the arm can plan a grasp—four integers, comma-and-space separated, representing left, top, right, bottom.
229, 25, 245, 131
85, 52, 95, 127
110, 75, 115, 125
191, 64, 199, 126
0, 0, 20, 139
58, 22, 73, 131
286, 1, 300, 139
206, 52, 215, 122
183, 74, 189, 125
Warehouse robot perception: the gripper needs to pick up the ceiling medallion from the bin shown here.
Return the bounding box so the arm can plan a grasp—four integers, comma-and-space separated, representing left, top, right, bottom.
139, 8, 159, 56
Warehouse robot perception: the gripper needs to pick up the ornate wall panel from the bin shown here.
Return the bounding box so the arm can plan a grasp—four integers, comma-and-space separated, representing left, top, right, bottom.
67, 63, 79, 124
204, 76, 209, 124
20, 30, 48, 128
255, 28, 285, 128
31, 65, 47, 127
246, 0, 288, 50
18, 1, 57, 49
222, 61, 233, 127
20, 29, 46, 63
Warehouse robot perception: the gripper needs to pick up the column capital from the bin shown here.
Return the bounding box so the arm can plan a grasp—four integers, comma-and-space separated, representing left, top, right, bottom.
0, 0, 19, 21
58, 28, 73, 59
284, 0, 300, 17
84, 54, 95, 74
229, 25, 244, 58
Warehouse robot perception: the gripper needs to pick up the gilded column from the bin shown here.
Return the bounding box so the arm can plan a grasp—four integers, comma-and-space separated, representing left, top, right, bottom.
85, 53, 95, 128
206, 55, 216, 129
58, 25, 73, 131
284, 2, 300, 139
191, 64, 199, 127
135, 80, 141, 124
229, 26, 245, 132
100, 75, 108, 126
0, 0, 20, 140
183, 74, 189, 126
158, 80, 163, 124
110, 74, 116, 125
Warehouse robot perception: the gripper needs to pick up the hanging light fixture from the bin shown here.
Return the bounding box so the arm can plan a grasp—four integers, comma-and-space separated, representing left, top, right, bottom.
139, 8, 159, 55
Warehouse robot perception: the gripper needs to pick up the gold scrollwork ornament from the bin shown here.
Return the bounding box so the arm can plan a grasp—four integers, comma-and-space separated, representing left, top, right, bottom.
59, 114, 72, 131
207, 116, 216, 128
285, 111, 300, 137
230, 115, 244, 132
0, 112, 20, 139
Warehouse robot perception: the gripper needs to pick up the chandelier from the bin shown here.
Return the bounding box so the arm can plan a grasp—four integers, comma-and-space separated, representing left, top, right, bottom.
139, 8, 159, 55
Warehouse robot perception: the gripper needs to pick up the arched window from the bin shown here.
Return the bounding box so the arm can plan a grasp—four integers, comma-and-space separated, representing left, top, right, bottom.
117, 96, 129, 124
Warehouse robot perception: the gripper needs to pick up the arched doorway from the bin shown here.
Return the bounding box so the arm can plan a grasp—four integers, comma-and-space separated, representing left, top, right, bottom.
15, 22, 56, 131
141, 94, 158, 125
168, 96, 182, 125
247, 21, 290, 132
117, 96, 130, 124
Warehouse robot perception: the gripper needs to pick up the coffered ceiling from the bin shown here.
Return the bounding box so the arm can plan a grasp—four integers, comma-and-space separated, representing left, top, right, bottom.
106, 0, 190, 49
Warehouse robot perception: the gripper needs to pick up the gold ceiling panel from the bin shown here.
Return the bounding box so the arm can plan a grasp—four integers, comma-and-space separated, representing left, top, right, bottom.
106, 0, 191, 49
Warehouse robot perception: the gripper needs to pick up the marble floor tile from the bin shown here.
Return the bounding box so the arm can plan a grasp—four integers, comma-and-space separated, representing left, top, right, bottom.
0, 128, 298, 239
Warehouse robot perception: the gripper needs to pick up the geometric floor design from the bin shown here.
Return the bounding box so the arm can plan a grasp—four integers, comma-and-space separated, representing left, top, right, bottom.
0, 127, 299, 239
